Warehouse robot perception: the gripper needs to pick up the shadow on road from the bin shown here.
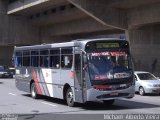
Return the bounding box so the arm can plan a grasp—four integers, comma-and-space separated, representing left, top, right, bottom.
79, 99, 160, 110
22, 94, 66, 105
135, 92, 160, 96
0, 82, 3, 84
22, 94, 160, 111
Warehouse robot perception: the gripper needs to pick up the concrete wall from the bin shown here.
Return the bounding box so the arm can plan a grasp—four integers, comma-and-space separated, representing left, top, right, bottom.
0, 0, 40, 66
0, 46, 14, 67
7, 16, 40, 45
40, 17, 118, 43
0, 1, 40, 45
127, 24, 160, 76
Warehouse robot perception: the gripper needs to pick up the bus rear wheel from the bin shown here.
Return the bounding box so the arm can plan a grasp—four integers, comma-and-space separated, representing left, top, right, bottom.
31, 83, 38, 99
103, 99, 115, 106
65, 87, 75, 107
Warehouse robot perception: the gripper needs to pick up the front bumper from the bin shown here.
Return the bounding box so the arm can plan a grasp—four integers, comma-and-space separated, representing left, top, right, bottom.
86, 85, 135, 102
144, 87, 160, 94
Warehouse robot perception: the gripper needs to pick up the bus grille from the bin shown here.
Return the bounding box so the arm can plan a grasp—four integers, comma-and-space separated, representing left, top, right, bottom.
91, 77, 134, 85
97, 93, 129, 99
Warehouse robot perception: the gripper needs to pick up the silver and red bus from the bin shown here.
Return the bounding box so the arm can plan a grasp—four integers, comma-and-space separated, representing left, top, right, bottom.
13, 38, 135, 107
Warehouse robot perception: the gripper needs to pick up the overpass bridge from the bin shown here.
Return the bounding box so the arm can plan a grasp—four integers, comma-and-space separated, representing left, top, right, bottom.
1, 0, 160, 75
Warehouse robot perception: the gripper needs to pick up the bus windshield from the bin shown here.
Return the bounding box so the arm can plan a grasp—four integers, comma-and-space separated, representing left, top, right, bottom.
87, 51, 132, 80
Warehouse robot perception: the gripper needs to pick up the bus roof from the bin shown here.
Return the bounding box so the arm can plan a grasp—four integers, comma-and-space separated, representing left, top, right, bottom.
14, 42, 75, 51
14, 38, 125, 51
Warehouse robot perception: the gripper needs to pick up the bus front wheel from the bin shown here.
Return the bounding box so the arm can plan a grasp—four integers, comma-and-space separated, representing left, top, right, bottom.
65, 87, 75, 107
31, 83, 38, 99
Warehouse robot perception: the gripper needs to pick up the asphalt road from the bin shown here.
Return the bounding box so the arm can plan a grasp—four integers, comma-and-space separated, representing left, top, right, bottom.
0, 78, 160, 120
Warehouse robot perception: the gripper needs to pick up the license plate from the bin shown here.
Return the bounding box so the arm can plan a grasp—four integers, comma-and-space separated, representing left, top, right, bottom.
110, 92, 119, 96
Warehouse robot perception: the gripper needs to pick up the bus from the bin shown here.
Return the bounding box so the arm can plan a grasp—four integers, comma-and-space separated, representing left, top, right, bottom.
13, 38, 135, 107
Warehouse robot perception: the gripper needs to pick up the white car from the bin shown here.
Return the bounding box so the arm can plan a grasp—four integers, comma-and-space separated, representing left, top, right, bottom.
134, 71, 160, 96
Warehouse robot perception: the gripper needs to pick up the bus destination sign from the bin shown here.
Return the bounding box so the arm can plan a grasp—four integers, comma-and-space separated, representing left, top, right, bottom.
96, 43, 120, 49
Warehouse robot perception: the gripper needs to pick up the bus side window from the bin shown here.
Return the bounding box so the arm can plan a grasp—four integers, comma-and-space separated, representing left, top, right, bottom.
50, 49, 60, 69
40, 50, 49, 67
31, 56, 39, 67
23, 50, 30, 67
61, 48, 73, 69
31, 50, 39, 67
50, 56, 60, 68
15, 52, 22, 67
61, 55, 73, 68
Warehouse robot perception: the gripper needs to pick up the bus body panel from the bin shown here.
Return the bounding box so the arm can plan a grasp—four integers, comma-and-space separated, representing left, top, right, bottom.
60, 69, 74, 87
15, 67, 74, 99
51, 69, 62, 98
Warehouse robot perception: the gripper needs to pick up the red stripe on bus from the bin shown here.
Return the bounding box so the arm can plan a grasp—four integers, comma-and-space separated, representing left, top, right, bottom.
33, 70, 42, 95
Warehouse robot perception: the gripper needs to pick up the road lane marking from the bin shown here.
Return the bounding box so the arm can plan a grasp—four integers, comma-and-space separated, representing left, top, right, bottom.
41, 102, 57, 107
8, 93, 17, 96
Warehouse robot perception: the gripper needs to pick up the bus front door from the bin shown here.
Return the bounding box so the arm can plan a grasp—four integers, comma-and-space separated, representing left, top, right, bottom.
74, 54, 86, 103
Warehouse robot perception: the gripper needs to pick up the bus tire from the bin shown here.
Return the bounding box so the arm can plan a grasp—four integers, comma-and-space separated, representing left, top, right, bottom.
139, 87, 145, 96
65, 87, 75, 107
31, 82, 38, 99
103, 99, 115, 106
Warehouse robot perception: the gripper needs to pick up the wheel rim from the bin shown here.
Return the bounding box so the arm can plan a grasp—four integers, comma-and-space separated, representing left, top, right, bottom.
67, 89, 73, 105
139, 88, 144, 95
31, 84, 36, 97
